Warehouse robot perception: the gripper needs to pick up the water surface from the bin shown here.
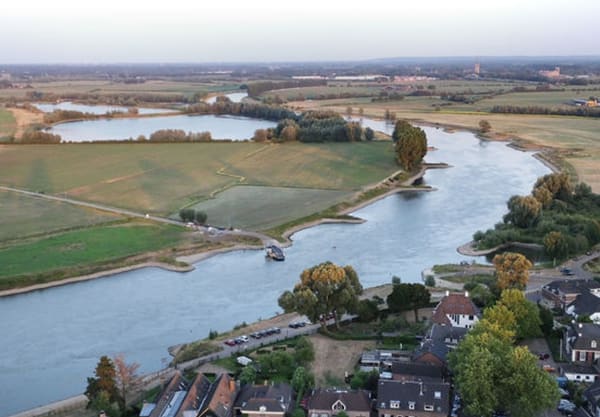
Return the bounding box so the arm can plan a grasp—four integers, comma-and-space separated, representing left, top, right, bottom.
34, 101, 177, 115
0, 126, 549, 416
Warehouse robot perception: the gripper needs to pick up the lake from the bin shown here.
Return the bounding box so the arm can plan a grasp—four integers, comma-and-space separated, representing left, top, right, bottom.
0, 125, 549, 416
34, 101, 177, 115
47, 114, 277, 142
205, 92, 248, 104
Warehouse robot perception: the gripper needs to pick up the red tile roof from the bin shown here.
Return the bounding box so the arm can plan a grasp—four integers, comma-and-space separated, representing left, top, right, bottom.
431, 293, 478, 326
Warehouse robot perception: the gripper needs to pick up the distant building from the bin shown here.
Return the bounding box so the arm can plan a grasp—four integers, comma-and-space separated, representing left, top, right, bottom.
539, 67, 561, 79
474, 62, 480, 75
541, 279, 600, 311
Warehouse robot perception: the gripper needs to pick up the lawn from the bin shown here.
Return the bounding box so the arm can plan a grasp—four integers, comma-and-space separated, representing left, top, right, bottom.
184, 185, 352, 230
0, 189, 122, 242
0, 141, 397, 216
0, 223, 187, 287
0, 107, 16, 139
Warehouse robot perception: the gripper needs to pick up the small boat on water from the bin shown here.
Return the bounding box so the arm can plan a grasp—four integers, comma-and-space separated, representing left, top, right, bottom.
265, 245, 285, 261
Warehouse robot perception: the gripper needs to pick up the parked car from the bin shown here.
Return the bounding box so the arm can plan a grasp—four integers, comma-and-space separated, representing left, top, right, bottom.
538, 352, 550, 360
224, 339, 236, 346
558, 399, 576, 413
560, 268, 575, 276
543, 364, 556, 372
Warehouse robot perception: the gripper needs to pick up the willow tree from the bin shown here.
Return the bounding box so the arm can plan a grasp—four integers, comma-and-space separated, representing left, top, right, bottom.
278, 262, 363, 329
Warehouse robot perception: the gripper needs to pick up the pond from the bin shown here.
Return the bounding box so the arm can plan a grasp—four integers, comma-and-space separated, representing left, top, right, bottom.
34, 101, 177, 115
0, 125, 549, 416
204, 91, 248, 104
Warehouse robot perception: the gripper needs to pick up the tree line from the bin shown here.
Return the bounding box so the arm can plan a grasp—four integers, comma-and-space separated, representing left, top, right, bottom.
473, 172, 600, 260
491, 104, 600, 118
244, 79, 326, 98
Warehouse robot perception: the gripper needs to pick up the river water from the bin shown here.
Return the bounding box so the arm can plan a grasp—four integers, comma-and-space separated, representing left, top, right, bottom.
0, 125, 549, 416
34, 102, 177, 115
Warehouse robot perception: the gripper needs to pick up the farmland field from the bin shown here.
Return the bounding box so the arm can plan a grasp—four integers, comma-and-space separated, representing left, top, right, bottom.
183, 185, 352, 230
0, 189, 122, 242
0, 223, 188, 287
0, 141, 397, 215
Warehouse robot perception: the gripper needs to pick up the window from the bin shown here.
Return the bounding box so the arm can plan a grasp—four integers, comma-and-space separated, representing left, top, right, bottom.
592, 340, 597, 349
424, 405, 434, 411
469, 315, 474, 320
390, 401, 400, 409
579, 351, 586, 361
408, 402, 415, 410
332, 401, 346, 411
434, 391, 442, 400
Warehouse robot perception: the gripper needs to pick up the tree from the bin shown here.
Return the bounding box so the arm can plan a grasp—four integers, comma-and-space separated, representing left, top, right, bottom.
253, 129, 268, 142
194, 210, 207, 225
113, 353, 141, 411
86, 356, 119, 410
493, 252, 532, 290
386, 283, 431, 321
356, 299, 379, 322
504, 195, 541, 228
278, 262, 363, 329
239, 364, 257, 385
543, 231, 569, 262
349, 369, 379, 391
392, 120, 428, 172
533, 172, 572, 202
449, 317, 559, 417
364, 127, 374, 141
479, 119, 491, 133
291, 366, 314, 395
497, 289, 542, 340
179, 208, 195, 223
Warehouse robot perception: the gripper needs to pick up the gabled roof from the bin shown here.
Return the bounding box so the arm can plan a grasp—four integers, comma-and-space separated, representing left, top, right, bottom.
570, 323, 600, 351
149, 371, 189, 417
428, 324, 468, 344
584, 380, 600, 406
377, 379, 450, 414
390, 361, 443, 381
200, 374, 237, 417
431, 293, 478, 326
561, 363, 600, 375
544, 279, 600, 295
412, 340, 450, 364
175, 373, 212, 417
307, 389, 371, 413
234, 383, 293, 413
569, 291, 600, 316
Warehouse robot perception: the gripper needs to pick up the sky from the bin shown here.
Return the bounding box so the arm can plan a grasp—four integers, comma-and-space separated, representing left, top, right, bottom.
2, 0, 600, 63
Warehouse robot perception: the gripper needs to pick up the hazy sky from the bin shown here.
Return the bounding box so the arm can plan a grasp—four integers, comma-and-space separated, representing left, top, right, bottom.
2, 0, 599, 63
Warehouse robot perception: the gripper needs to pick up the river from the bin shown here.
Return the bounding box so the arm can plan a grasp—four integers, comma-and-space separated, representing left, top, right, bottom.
0, 125, 549, 416
33, 102, 177, 115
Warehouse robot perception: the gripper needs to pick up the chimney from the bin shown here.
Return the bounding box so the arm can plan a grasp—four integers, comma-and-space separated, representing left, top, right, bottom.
445, 290, 450, 297
579, 323, 583, 329
465, 291, 469, 298
230, 378, 236, 392
419, 381, 424, 396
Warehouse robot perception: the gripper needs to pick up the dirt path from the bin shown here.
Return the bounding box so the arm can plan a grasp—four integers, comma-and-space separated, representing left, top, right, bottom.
308, 334, 375, 386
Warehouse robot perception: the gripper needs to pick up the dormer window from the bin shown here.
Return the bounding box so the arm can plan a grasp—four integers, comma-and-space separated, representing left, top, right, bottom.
259, 406, 267, 412
434, 391, 442, 399
390, 401, 400, 409
592, 340, 597, 349
408, 402, 415, 410
424, 405, 434, 411
332, 400, 346, 411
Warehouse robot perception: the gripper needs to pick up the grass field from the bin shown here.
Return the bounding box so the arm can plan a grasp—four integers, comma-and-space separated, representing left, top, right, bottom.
0, 141, 397, 215
184, 185, 352, 230
0, 107, 16, 139
0, 189, 122, 242
0, 223, 186, 285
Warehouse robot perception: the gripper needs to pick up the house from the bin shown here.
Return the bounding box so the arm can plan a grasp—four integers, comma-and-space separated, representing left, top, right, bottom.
566, 323, 600, 364
377, 379, 450, 417
412, 340, 450, 369
306, 389, 371, 417
584, 380, 600, 417
144, 372, 238, 417
234, 383, 293, 417
427, 324, 468, 349
431, 292, 479, 329
541, 279, 600, 311
390, 362, 444, 382
560, 363, 600, 383
567, 291, 600, 324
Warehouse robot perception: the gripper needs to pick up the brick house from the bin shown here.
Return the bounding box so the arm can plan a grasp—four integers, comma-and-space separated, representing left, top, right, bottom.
377, 379, 450, 417
566, 323, 600, 364
306, 389, 371, 417
431, 292, 479, 329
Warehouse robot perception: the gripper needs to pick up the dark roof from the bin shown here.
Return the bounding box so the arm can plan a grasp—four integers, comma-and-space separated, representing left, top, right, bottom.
544, 279, 600, 295
584, 380, 600, 406
428, 324, 468, 344
377, 379, 450, 415
390, 361, 443, 381
431, 293, 478, 326
234, 383, 293, 413
561, 363, 600, 375
572, 408, 592, 417
307, 389, 371, 413
571, 324, 600, 351
175, 373, 212, 417
150, 371, 189, 417
200, 374, 237, 417
570, 291, 600, 316
412, 340, 450, 364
